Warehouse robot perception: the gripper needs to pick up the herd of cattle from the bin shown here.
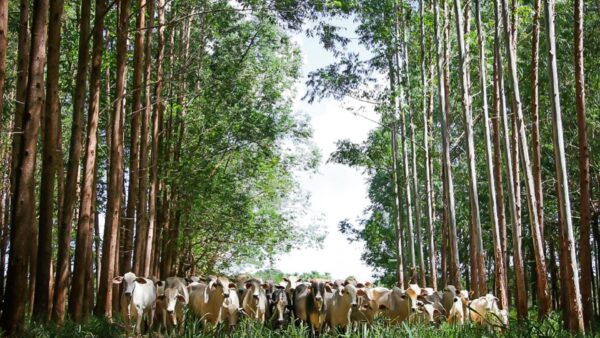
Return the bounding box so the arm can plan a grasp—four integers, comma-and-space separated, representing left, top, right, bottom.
112, 272, 508, 335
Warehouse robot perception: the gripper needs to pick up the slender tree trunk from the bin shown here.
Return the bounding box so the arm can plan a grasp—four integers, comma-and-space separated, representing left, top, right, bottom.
69, 0, 106, 322
96, 0, 130, 318
387, 50, 405, 289
493, 8, 527, 318
0, 0, 7, 117
33, 0, 64, 321
1, 0, 49, 333
122, 0, 146, 275
573, 0, 592, 330
544, 0, 584, 332
453, 0, 486, 297
134, 0, 154, 275
4, 0, 29, 316
420, 0, 437, 290
52, 0, 91, 322
434, 0, 460, 288
145, 0, 165, 277
474, 0, 506, 309
498, 0, 550, 317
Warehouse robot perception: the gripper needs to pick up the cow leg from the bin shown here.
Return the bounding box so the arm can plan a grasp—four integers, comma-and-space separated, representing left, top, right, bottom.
136, 307, 143, 335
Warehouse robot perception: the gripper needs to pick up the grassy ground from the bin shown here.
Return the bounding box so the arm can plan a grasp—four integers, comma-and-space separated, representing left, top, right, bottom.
22, 311, 592, 337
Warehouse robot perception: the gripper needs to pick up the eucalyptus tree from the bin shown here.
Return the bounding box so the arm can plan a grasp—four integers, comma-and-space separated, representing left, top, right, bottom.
544, 0, 584, 331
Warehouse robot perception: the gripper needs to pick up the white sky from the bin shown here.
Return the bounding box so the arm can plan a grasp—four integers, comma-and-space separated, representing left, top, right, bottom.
274, 20, 378, 282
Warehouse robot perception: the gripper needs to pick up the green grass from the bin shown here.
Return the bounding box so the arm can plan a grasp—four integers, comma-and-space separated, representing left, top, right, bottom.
22, 311, 595, 337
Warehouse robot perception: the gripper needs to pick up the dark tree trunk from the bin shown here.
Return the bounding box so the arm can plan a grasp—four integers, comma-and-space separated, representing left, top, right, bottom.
33, 0, 64, 321
1, 0, 49, 333
69, 0, 106, 322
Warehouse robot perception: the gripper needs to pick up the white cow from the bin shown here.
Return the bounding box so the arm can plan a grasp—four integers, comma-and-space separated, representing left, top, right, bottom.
469, 294, 507, 327
113, 272, 157, 334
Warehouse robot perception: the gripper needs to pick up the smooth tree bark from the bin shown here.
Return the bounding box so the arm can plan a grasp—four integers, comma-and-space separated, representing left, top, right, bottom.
434, 0, 460, 288
498, 0, 550, 317
145, 0, 165, 277
574, 0, 593, 330
544, 0, 584, 332
1, 0, 49, 333
53, 0, 91, 323
453, 0, 486, 297
474, 0, 507, 309
96, 0, 131, 318
493, 1, 527, 318
121, 0, 146, 275
531, 0, 544, 239
69, 0, 107, 322
420, 0, 437, 290
33, 0, 65, 321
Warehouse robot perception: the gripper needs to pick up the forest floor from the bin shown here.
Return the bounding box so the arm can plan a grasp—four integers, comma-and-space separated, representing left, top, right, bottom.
22, 311, 594, 337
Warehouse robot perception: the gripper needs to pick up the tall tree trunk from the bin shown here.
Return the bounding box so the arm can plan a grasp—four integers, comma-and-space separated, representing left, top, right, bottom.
134, 0, 154, 275
33, 0, 64, 321
69, 0, 106, 322
4, 0, 30, 314
52, 0, 91, 323
121, 0, 146, 275
544, 0, 584, 332
420, 0, 437, 290
0, 0, 7, 117
96, 0, 130, 318
453, 0, 486, 297
493, 7, 527, 318
145, 0, 165, 277
574, 0, 592, 330
498, 0, 549, 317
387, 48, 405, 288
474, 0, 507, 309
434, 0, 460, 288
1, 0, 49, 333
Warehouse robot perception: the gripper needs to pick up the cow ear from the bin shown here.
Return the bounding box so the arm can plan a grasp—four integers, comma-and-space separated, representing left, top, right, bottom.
177, 295, 186, 303
356, 283, 365, 289
283, 278, 289, 282
185, 278, 193, 284
324, 284, 333, 293
297, 278, 302, 282
357, 289, 366, 297
275, 285, 285, 290
378, 304, 388, 311
262, 283, 270, 290
112, 276, 123, 284
157, 295, 166, 301
469, 290, 475, 298
155, 281, 164, 287
135, 277, 147, 284
228, 283, 236, 289
245, 283, 252, 289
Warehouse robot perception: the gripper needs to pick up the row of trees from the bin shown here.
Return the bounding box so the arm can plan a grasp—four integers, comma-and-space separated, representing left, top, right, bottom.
0, 0, 332, 335
311, 0, 599, 333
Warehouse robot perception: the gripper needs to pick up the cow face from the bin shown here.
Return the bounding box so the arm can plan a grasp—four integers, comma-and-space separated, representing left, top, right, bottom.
271, 287, 288, 323
341, 284, 358, 308
283, 276, 302, 292
406, 284, 422, 312
112, 272, 138, 297
210, 276, 233, 298
482, 294, 499, 311
309, 281, 326, 311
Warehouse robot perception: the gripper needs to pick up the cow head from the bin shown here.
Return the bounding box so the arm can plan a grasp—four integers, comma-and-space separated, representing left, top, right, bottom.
271, 287, 288, 323
112, 272, 139, 297
406, 284, 422, 312
283, 276, 302, 292
481, 294, 499, 311
157, 287, 186, 326
340, 283, 358, 308
309, 280, 326, 311
208, 276, 234, 298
